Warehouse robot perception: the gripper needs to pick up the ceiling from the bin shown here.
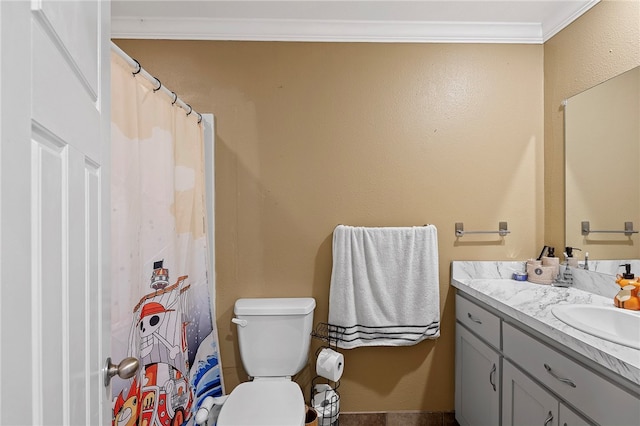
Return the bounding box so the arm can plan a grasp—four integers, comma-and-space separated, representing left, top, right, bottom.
111, 0, 600, 44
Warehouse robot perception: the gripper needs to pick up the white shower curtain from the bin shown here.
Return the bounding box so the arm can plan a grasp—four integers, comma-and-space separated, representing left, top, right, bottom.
110, 52, 223, 426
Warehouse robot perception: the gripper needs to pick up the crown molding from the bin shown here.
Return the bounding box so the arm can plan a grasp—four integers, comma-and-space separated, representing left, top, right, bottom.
112, 17, 545, 44
542, 0, 600, 41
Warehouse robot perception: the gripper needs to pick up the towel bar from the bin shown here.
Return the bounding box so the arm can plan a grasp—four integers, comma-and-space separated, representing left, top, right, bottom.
455, 221, 509, 237
581, 221, 638, 236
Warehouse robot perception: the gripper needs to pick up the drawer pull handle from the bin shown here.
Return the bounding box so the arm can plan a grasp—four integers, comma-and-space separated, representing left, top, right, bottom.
467, 312, 482, 324
489, 363, 497, 391
544, 411, 554, 426
544, 363, 576, 388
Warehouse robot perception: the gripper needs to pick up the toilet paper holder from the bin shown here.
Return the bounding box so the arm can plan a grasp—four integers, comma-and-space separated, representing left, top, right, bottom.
310, 379, 340, 426
310, 322, 344, 426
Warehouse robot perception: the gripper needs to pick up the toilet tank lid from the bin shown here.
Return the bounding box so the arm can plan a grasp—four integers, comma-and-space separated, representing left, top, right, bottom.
234, 297, 316, 316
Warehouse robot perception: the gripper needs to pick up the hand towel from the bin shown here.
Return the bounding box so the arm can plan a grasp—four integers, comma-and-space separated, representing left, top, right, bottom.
328, 224, 440, 349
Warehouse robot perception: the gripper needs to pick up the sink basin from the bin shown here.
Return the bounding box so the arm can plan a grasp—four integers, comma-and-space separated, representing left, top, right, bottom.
551, 304, 640, 350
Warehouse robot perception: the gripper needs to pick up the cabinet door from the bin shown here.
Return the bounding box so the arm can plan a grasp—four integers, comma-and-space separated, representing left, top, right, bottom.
559, 403, 593, 426
503, 360, 558, 426
455, 323, 501, 426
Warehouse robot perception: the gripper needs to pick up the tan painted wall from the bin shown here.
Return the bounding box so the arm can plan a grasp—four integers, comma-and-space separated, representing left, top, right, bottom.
114, 39, 544, 411
543, 0, 640, 253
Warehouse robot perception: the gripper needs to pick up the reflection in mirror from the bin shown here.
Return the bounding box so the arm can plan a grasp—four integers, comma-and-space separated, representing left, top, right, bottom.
572, 259, 640, 298
584, 259, 640, 276
565, 66, 640, 260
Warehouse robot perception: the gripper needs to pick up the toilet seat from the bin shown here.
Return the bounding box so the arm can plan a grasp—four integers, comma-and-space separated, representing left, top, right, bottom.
217, 379, 305, 426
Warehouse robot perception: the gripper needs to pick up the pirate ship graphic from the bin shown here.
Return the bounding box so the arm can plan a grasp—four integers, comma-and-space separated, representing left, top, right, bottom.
113, 260, 194, 426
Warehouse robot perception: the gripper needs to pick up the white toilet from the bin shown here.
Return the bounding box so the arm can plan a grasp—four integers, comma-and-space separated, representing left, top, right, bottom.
217, 297, 316, 426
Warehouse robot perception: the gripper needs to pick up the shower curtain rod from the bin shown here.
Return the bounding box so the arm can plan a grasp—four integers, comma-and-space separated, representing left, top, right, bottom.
110, 42, 202, 124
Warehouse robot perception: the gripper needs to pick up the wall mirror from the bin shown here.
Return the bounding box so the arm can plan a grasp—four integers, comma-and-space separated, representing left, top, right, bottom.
565, 66, 640, 262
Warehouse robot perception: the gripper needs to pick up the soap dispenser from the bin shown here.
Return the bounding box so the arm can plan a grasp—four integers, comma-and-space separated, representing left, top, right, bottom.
616, 264, 638, 288
540, 246, 559, 278
564, 247, 581, 268
614, 264, 639, 310
561, 251, 573, 285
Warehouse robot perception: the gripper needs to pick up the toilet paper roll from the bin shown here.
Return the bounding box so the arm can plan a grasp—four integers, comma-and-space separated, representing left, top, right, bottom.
316, 348, 344, 382
312, 384, 340, 426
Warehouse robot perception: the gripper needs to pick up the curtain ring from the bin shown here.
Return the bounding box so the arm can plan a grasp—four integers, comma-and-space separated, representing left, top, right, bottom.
153, 77, 162, 92
132, 59, 141, 76
197, 113, 202, 124
185, 104, 193, 116
171, 91, 178, 105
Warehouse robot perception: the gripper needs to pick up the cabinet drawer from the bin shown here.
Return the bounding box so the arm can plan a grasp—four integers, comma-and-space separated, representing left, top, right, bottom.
503, 322, 638, 426
456, 294, 501, 349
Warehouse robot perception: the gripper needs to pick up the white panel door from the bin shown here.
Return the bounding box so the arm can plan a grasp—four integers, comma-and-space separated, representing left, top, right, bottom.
0, 1, 111, 425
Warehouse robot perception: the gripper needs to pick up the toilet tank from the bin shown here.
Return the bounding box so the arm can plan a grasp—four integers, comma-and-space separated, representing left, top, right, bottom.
233, 297, 316, 378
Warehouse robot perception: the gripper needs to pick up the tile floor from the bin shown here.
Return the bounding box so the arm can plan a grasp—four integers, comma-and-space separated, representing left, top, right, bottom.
337, 411, 459, 426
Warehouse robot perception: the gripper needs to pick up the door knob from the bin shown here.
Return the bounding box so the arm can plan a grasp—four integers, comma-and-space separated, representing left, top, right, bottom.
104, 357, 140, 387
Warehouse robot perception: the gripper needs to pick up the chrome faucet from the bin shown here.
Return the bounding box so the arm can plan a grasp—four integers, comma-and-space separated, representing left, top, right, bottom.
583, 252, 589, 270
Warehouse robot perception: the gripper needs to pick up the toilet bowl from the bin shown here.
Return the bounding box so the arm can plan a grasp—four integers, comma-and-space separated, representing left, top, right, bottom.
216, 297, 316, 426
217, 379, 305, 426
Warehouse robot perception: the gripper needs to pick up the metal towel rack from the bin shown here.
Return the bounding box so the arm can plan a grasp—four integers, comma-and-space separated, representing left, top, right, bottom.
581, 221, 638, 236
455, 221, 510, 237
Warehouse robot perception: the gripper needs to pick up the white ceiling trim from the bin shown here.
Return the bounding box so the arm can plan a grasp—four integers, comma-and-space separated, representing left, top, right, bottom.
541, 0, 600, 41
112, 17, 546, 44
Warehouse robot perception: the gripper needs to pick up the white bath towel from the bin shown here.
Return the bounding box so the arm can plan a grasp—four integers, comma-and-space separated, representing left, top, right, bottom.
328, 225, 440, 349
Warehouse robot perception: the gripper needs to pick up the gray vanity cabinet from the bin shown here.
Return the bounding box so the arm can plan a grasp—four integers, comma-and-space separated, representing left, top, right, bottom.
455, 295, 501, 426
455, 292, 638, 426
502, 360, 590, 426
502, 322, 636, 426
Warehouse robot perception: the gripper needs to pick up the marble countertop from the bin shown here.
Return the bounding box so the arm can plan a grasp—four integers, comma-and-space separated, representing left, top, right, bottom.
451, 261, 640, 388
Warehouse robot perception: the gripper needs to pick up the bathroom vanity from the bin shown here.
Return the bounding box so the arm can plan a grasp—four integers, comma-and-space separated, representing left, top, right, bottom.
452, 261, 640, 426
